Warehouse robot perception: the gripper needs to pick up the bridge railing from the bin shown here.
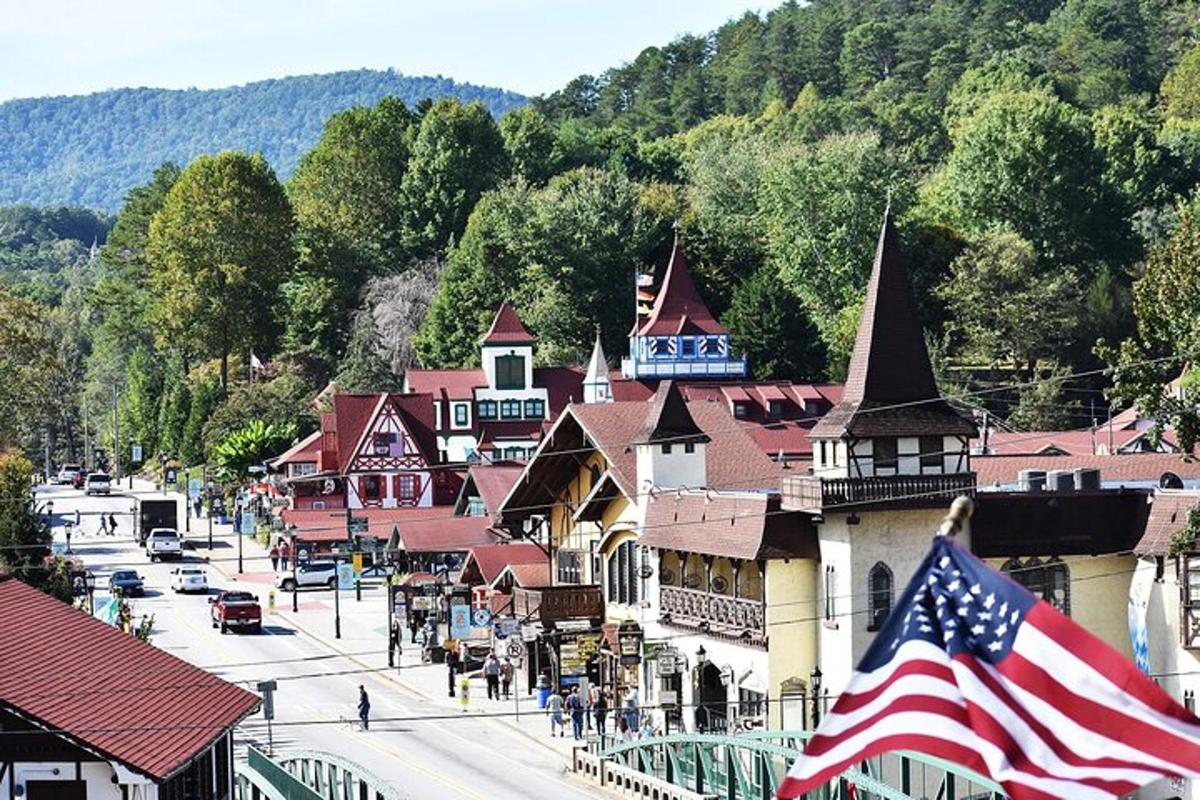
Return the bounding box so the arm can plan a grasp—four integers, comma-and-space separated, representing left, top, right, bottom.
236, 748, 403, 800
587, 731, 1007, 800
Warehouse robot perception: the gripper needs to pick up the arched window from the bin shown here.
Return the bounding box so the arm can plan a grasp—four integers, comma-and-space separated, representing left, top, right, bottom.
867, 562, 894, 631
606, 540, 640, 605
1001, 557, 1071, 616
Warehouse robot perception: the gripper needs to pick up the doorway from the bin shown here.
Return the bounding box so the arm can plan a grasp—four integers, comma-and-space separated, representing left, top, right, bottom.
695, 662, 727, 732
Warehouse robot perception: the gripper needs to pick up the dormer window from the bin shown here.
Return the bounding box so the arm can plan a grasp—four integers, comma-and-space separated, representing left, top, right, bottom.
875, 438, 898, 473
768, 400, 785, 417
478, 401, 497, 420
495, 355, 525, 390
500, 400, 521, 419
733, 402, 749, 420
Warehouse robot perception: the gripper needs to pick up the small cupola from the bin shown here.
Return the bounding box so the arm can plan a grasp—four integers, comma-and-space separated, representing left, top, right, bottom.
633, 381, 710, 492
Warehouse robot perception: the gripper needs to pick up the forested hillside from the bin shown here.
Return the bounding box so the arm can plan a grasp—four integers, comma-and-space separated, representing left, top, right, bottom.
4, 0, 1200, 471
0, 70, 526, 210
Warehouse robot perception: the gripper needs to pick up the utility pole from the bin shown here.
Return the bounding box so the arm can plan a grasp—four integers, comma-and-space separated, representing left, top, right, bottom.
83, 403, 89, 472
111, 384, 121, 482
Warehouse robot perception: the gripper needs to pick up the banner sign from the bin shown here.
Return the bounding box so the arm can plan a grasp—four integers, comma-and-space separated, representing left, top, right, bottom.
187, 478, 202, 499
240, 511, 256, 535
1128, 557, 1155, 674
450, 602, 471, 639
336, 562, 354, 589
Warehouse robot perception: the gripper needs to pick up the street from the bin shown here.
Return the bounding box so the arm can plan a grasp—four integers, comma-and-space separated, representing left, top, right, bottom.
38, 482, 608, 800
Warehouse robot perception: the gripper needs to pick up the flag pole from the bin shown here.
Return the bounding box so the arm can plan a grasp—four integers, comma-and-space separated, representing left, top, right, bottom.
936, 495, 974, 538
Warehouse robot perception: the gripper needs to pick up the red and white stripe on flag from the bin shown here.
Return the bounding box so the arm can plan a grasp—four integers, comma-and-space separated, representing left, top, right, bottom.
778, 537, 1200, 800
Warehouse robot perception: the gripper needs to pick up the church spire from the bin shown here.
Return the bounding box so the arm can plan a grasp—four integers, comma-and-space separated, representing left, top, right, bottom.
583, 327, 612, 403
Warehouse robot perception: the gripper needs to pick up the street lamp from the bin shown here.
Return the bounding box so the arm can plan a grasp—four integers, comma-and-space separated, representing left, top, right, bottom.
64, 521, 73, 554
45, 500, 54, 527
236, 499, 244, 575
696, 644, 707, 666
386, 560, 398, 668
84, 571, 96, 615
810, 665, 823, 729
288, 524, 299, 613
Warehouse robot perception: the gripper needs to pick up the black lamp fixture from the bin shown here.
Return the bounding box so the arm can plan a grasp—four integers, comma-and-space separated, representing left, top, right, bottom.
696, 644, 707, 666
810, 664, 824, 728
45, 500, 54, 520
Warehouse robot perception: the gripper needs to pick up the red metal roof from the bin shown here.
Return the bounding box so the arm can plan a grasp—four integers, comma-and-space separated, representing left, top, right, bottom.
0, 577, 259, 780
636, 236, 727, 337
744, 420, 816, 458
327, 393, 439, 474
973, 453, 1200, 487
464, 464, 525, 514
270, 429, 321, 467
462, 542, 548, 585
1136, 490, 1200, 555
399, 516, 500, 552
481, 302, 536, 344
405, 369, 485, 401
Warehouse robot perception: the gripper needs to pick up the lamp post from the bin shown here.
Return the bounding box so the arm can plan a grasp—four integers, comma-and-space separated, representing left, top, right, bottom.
236, 499, 244, 575
333, 552, 342, 640
64, 521, 73, 554
129, 500, 138, 542
810, 665, 823, 729
288, 524, 299, 613
696, 645, 708, 732
386, 561, 397, 668
45, 500, 54, 530
84, 571, 96, 615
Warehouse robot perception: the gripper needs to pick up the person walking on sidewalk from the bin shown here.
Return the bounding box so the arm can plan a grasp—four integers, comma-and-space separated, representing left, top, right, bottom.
594, 689, 610, 737
98, 513, 108, 536
446, 643, 460, 697
108, 513, 118, 537
587, 682, 600, 731
500, 657, 514, 699
357, 685, 371, 731
483, 651, 501, 700
193, 496, 203, 519
389, 619, 403, 664
546, 690, 566, 737
567, 685, 585, 740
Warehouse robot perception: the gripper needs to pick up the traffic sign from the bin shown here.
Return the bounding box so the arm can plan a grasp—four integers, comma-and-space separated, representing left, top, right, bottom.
471, 608, 491, 627
336, 562, 354, 589
349, 516, 368, 535
507, 641, 524, 658
164, 468, 178, 485
352, 553, 363, 575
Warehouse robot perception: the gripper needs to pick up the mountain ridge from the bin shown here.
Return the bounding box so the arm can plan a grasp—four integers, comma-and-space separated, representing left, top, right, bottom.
0, 68, 527, 210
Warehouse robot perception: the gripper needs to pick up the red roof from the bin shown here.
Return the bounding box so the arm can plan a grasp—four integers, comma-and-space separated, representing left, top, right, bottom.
282, 508, 500, 551
270, 429, 321, 467
0, 577, 259, 780
479, 421, 546, 445
1137, 490, 1200, 555
636, 236, 727, 337
462, 542, 548, 584
327, 393, 439, 474
973, 453, 1200, 487
744, 420, 815, 458
399, 516, 500, 552
503, 562, 553, 588
481, 302, 536, 344
405, 369, 485, 401
464, 464, 525, 514
534, 366, 585, 410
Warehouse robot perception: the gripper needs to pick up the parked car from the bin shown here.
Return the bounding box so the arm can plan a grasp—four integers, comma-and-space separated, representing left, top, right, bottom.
169, 566, 208, 594
84, 472, 111, 496
55, 464, 82, 485
145, 528, 183, 561
275, 561, 338, 591
209, 590, 262, 634
108, 570, 145, 597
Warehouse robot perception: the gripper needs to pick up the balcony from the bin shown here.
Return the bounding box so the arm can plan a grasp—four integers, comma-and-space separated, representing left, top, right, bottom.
513, 585, 604, 625
781, 472, 976, 513
660, 586, 765, 646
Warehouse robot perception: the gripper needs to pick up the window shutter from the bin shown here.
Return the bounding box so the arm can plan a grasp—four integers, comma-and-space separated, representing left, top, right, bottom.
358, 476, 370, 502
392, 474, 401, 500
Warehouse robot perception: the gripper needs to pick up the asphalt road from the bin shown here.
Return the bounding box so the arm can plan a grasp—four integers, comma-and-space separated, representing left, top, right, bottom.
38, 482, 608, 800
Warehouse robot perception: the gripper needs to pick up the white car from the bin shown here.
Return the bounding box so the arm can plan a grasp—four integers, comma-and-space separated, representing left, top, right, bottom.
55, 464, 82, 485
170, 566, 208, 593
84, 472, 111, 496
145, 528, 183, 561
275, 561, 338, 591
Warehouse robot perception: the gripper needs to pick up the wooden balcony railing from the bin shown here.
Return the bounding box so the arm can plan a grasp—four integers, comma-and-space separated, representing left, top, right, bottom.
660, 586, 764, 642
781, 472, 976, 512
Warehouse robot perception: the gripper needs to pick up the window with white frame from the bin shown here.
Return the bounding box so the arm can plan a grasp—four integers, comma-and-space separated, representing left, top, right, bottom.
453, 403, 469, 427
478, 401, 498, 420
500, 400, 521, 419
867, 562, 894, 631
524, 399, 545, 419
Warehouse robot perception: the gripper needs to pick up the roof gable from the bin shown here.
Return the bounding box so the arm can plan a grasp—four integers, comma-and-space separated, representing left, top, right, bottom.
481, 302, 536, 345
336, 393, 439, 472
0, 578, 259, 780
638, 380, 710, 445
637, 235, 727, 337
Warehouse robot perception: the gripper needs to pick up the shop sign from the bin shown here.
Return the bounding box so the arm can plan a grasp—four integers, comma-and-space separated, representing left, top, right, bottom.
450, 602, 471, 639
472, 608, 492, 628
576, 633, 602, 660
657, 647, 680, 676
493, 619, 520, 640
411, 596, 433, 611
617, 621, 643, 666
560, 632, 601, 675
336, 562, 354, 589
520, 623, 542, 642
660, 690, 678, 709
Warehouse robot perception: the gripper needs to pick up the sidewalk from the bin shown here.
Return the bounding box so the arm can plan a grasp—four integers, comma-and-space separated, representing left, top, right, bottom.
190, 532, 585, 760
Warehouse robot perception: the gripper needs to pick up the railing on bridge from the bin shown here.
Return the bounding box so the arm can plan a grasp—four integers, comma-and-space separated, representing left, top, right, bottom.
236, 747, 403, 800
578, 731, 1007, 800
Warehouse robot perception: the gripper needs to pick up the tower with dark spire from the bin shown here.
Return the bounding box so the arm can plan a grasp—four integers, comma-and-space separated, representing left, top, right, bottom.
621, 234, 747, 380
634, 381, 711, 491
810, 209, 976, 479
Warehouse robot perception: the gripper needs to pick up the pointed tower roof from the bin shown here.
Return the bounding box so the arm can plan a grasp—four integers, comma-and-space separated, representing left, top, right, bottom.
584, 329, 609, 385
637, 380, 711, 445
481, 302, 536, 345
637, 234, 727, 337
811, 209, 976, 439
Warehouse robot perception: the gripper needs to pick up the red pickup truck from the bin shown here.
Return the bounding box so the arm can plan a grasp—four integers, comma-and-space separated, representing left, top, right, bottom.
209, 590, 262, 634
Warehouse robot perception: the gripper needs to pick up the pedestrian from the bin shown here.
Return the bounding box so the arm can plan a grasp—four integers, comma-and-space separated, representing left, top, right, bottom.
483, 651, 501, 700
74, 508, 80, 528
408, 616, 420, 644
546, 689, 565, 737
193, 496, 202, 519
357, 685, 370, 731
108, 513, 117, 537
389, 618, 402, 664
587, 682, 600, 731
617, 716, 633, 742
269, 544, 279, 571
567, 686, 585, 740
623, 687, 639, 733
594, 689, 609, 737
640, 716, 656, 740
98, 513, 108, 536
500, 657, 514, 699
445, 642, 460, 697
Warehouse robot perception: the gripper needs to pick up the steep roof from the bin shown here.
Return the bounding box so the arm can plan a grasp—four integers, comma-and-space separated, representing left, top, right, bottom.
462, 464, 525, 514
636, 235, 727, 337
584, 330, 609, 385
330, 393, 439, 473
481, 302, 536, 345
638, 380, 710, 445
974, 453, 1200, 488
0, 577, 259, 780
270, 429, 321, 467
811, 210, 976, 440
1137, 490, 1200, 555
404, 368, 485, 401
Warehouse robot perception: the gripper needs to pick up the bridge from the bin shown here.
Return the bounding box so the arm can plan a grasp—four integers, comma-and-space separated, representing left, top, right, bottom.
573, 731, 1007, 800
236, 746, 402, 800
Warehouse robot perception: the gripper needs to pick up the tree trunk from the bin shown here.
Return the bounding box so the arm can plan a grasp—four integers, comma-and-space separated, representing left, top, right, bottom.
220, 349, 229, 397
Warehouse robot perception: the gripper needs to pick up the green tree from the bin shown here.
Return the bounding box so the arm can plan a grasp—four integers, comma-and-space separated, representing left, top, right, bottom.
1008, 361, 1083, 430
936, 232, 1082, 377
0, 450, 51, 590
839, 21, 899, 95
334, 311, 402, 392
500, 107, 558, 184
0, 288, 60, 449
146, 152, 296, 392
759, 131, 911, 344
923, 89, 1124, 269
1161, 46, 1200, 122
1042, 0, 1153, 108
212, 420, 298, 483
400, 99, 508, 257
722, 265, 826, 380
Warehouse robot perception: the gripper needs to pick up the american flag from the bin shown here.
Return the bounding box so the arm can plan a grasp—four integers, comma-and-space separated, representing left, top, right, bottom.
778, 535, 1200, 800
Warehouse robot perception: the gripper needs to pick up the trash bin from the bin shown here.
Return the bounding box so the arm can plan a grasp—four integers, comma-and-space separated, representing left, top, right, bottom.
218, 513, 228, 525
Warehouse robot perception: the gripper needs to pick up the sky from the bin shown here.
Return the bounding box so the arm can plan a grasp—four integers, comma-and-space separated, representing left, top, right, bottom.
0, 1, 770, 102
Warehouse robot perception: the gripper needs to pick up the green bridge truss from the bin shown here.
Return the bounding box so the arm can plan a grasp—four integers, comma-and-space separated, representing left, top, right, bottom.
590, 731, 1007, 800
